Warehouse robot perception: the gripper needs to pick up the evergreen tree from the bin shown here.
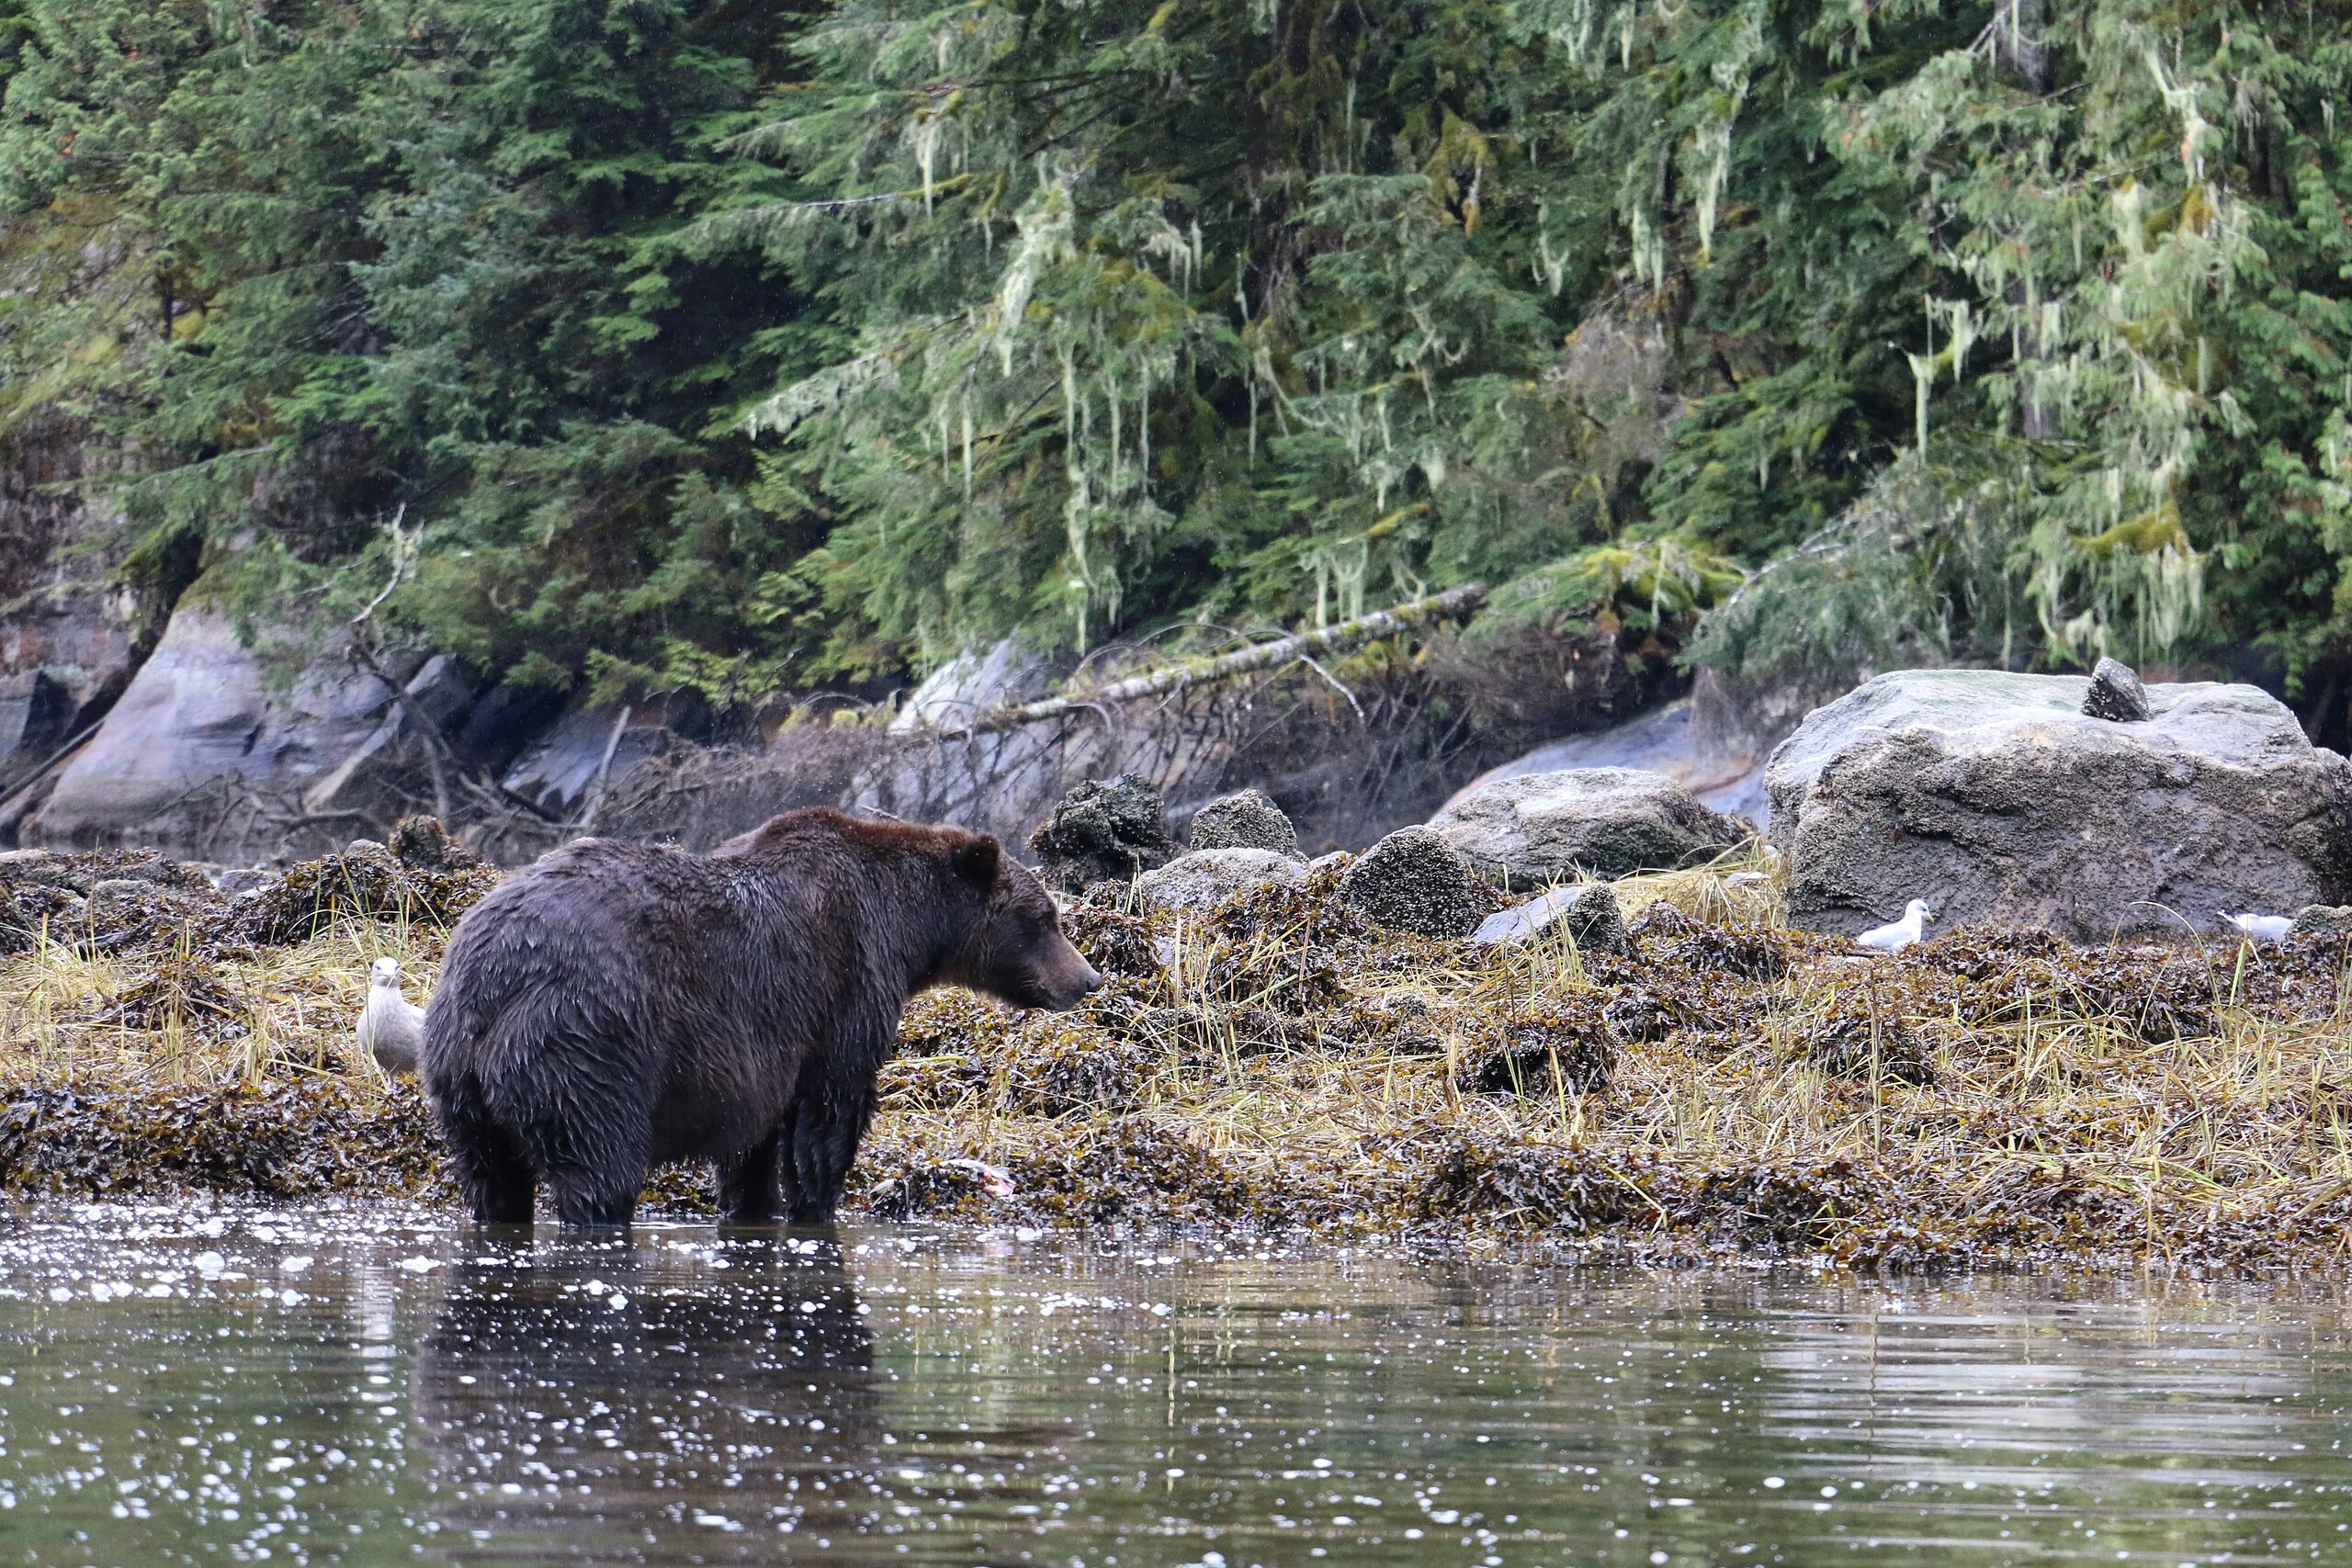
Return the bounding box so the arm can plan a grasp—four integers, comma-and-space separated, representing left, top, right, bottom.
2, 0, 2348, 712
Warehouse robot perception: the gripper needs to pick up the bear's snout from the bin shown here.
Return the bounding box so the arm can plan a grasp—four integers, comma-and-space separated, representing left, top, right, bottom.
1030, 944, 1102, 1011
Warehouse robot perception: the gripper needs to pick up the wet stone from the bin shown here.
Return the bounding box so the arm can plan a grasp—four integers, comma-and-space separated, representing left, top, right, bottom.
2081, 656, 2154, 722
1471, 884, 1626, 953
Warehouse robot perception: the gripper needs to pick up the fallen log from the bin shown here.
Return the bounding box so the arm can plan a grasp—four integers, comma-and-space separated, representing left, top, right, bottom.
932, 583, 1489, 738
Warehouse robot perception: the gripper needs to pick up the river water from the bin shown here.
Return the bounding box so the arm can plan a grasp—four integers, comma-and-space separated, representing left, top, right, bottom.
0, 1203, 2346, 1566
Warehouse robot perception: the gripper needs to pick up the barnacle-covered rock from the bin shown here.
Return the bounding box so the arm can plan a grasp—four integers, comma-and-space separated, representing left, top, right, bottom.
1431, 767, 1751, 888
1337, 828, 1481, 938
2290, 904, 2352, 944
1136, 848, 1302, 914
2081, 657, 2153, 722
388, 814, 487, 872
230, 843, 498, 946
1186, 789, 1299, 856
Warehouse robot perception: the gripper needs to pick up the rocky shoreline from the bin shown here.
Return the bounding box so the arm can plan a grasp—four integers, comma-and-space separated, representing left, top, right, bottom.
6, 816, 2352, 1273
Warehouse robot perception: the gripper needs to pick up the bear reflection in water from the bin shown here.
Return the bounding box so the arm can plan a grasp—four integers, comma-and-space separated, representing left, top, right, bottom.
412, 1236, 884, 1562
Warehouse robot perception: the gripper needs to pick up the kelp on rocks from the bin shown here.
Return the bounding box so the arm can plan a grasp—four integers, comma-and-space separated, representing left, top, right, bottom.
8, 838, 2352, 1272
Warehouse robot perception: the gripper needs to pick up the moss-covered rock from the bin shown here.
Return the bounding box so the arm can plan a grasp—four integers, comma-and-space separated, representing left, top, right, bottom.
1028, 775, 1172, 892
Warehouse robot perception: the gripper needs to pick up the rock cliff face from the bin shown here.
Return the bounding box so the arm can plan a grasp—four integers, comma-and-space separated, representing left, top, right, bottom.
1, 575, 1682, 864
0, 422, 166, 829
1766, 669, 2352, 942
20, 608, 474, 864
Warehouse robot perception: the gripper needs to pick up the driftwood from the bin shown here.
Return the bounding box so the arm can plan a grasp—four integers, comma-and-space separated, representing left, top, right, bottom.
0, 719, 102, 830
933, 583, 1489, 738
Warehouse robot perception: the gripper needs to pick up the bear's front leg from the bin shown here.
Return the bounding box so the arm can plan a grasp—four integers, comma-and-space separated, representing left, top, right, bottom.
784, 1080, 877, 1226
718, 1128, 785, 1224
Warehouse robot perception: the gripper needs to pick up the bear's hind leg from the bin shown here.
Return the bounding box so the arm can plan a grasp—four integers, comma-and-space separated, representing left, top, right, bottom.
718, 1128, 784, 1224
518, 1082, 650, 1230
548, 1170, 640, 1229
784, 1083, 876, 1227
440, 1089, 537, 1224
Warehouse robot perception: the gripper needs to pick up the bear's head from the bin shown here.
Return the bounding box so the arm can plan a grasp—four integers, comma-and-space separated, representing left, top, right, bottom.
939, 835, 1102, 1010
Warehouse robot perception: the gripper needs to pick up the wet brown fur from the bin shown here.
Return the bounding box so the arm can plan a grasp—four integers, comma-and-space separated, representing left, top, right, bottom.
420, 807, 1100, 1227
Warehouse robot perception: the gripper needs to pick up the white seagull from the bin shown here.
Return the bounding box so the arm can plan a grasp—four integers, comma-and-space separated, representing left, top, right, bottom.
357, 956, 426, 1077
2223, 911, 2294, 944
1856, 898, 1934, 953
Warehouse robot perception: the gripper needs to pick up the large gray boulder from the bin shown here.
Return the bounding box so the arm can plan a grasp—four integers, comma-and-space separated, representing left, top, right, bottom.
1429, 767, 1750, 889
1766, 668, 2352, 942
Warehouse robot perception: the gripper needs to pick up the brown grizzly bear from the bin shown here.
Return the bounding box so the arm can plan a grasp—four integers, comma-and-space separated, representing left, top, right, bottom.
421, 807, 1100, 1227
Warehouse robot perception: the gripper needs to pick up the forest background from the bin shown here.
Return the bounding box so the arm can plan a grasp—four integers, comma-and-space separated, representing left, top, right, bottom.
2, 0, 2349, 738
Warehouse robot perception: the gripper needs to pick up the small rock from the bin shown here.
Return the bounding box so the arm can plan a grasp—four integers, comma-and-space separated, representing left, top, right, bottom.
1471, 885, 1627, 954
1187, 790, 1299, 857
2290, 905, 2352, 943
2082, 657, 2153, 722
1136, 848, 1304, 914
1337, 828, 1481, 938
1028, 775, 1173, 893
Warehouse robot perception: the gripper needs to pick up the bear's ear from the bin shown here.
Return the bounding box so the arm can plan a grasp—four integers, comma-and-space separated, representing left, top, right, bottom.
951, 835, 1001, 888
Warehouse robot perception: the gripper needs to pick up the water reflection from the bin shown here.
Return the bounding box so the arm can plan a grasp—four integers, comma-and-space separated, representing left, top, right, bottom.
413, 1235, 877, 1560
0, 1205, 2346, 1568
